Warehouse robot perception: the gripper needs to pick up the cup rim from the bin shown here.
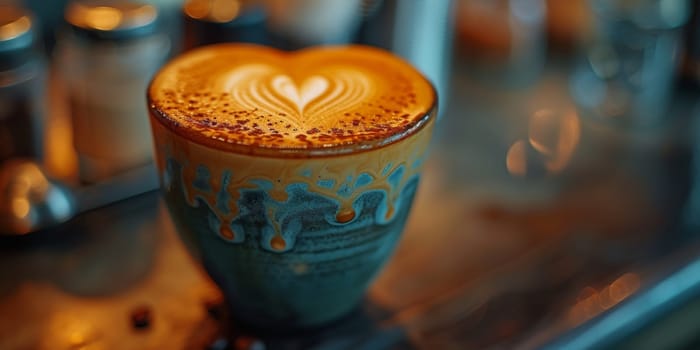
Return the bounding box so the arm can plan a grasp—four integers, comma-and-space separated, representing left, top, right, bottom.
147, 44, 438, 159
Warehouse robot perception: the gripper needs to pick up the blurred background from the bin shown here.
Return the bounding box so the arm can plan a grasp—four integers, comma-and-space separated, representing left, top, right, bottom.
2, 0, 700, 349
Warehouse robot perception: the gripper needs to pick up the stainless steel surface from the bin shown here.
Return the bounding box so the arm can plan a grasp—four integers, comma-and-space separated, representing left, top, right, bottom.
542, 244, 700, 350
0, 193, 220, 350
0, 159, 158, 236
2, 51, 700, 348
72, 163, 158, 214
0, 159, 75, 235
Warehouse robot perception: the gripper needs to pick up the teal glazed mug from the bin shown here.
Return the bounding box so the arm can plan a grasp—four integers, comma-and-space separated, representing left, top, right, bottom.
147, 44, 437, 328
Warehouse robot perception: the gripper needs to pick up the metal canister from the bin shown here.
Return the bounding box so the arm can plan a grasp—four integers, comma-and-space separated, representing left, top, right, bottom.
0, 5, 47, 164
182, 0, 268, 51
56, 0, 169, 183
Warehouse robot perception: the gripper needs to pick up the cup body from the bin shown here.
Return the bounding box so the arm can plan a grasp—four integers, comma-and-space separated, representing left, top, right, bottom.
149, 106, 435, 328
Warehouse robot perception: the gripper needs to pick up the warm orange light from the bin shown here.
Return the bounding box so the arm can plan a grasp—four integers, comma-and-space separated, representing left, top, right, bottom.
43, 312, 98, 349
506, 140, 527, 176
506, 108, 581, 177
210, 0, 240, 22
44, 74, 78, 180
609, 272, 641, 302
184, 0, 210, 20
567, 273, 641, 326
18, 161, 50, 194
184, 0, 241, 23
11, 198, 30, 218
84, 6, 123, 31
0, 15, 30, 40
528, 108, 581, 173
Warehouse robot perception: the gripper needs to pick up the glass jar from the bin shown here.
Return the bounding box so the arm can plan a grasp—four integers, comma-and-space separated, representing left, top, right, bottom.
0, 5, 47, 165
56, 0, 170, 182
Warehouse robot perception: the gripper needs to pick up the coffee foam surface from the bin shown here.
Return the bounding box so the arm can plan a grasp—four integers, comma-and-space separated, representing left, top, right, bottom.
148, 44, 435, 152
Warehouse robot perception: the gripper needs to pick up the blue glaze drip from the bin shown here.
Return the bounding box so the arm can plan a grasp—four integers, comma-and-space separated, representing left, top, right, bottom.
162, 158, 177, 191
411, 155, 425, 170
216, 170, 232, 214
193, 164, 212, 192
387, 165, 405, 190
381, 162, 393, 176
169, 159, 419, 253
354, 173, 373, 187
249, 178, 273, 191
316, 178, 335, 189
336, 182, 353, 198
375, 188, 405, 224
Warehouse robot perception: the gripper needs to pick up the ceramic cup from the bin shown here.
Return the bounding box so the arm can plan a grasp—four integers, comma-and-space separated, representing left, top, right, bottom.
147, 44, 436, 329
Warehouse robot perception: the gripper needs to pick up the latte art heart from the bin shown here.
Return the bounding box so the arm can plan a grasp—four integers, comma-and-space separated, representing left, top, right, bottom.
224, 65, 372, 129
270, 75, 328, 113
148, 44, 435, 151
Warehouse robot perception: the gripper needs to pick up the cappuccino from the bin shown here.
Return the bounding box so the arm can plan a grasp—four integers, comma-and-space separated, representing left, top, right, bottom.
148, 44, 436, 328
